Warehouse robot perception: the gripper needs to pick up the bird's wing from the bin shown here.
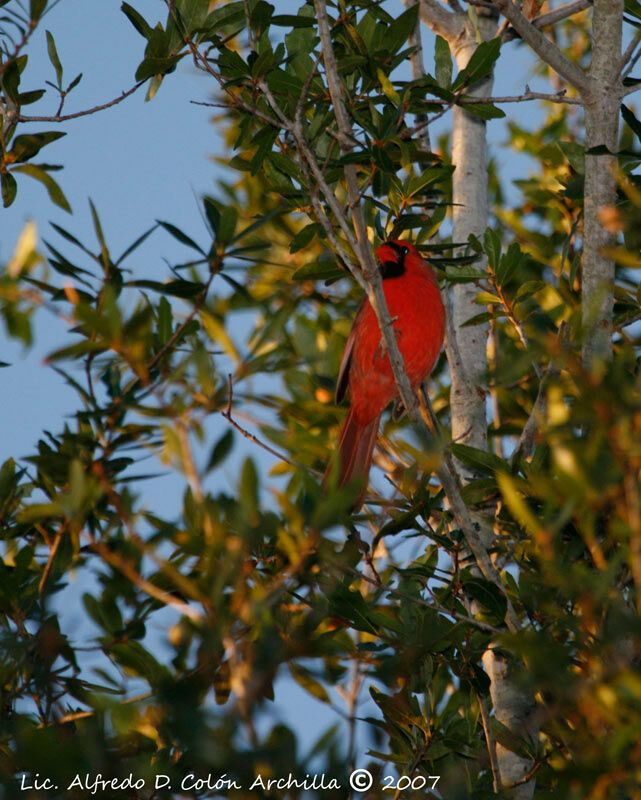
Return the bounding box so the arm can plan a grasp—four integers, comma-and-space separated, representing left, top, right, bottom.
335, 299, 367, 404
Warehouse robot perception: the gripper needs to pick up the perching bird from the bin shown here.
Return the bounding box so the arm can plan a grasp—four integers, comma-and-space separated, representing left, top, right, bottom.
325, 240, 445, 510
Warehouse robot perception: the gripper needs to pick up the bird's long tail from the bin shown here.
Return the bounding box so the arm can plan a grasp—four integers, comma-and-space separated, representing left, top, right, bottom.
324, 408, 380, 510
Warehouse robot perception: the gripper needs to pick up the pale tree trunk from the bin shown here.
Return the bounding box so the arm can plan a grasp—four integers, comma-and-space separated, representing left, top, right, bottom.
415, 2, 537, 795
581, 0, 623, 366
450, 27, 493, 471
453, 18, 537, 799
490, 1, 622, 368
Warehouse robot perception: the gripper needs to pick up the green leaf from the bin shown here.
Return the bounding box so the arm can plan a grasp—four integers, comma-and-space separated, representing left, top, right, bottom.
121, 2, 154, 39
157, 296, 172, 344
9, 131, 66, 163
128, 279, 204, 299
171, 0, 209, 39
452, 37, 501, 91
496, 241, 525, 287
203, 196, 221, 237
289, 663, 330, 704
271, 14, 315, 27
377, 68, 400, 105
1, 172, 17, 208
450, 443, 509, 475
2, 61, 20, 105
19, 89, 46, 105
135, 55, 181, 82
460, 310, 496, 327
30, 0, 46, 21
67, 72, 83, 92
515, 280, 544, 302
434, 35, 452, 89
240, 457, 259, 510
558, 140, 585, 174
483, 227, 501, 271
445, 264, 487, 282
111, 641, 170, 685
289, 223, 319, 254
156, 220, 204, 254
204, 3, 245, 35
386, 4, 419, 54
46, 30, 63, 88
11, 164, 71, 212
459, 101, 505, 120
461, 574, 507, 622
217, 206, 238, 246
292, 259, 344, 282
622, 103, 641, 143
475, 291, 501, 305
206, 430, 234, 471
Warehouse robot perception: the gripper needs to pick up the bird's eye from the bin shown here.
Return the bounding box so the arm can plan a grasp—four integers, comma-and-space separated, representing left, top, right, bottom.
400, 245, 409, 255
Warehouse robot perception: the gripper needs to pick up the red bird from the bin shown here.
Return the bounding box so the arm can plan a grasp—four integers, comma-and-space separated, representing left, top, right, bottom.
325, 240, 445, 509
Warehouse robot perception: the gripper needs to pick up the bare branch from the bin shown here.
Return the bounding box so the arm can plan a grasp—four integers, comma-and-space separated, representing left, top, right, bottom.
457, 89, 582, 105
336, 561, 504, 634
408, 0, 432, 152
47, 693, 153, 727
502, 0, 592, 41
415, 0, 462, 40
492, 0, 591, 93
89, 537, 203, 623
222, 374, 320, 475
479, 693, 502, 792
533, 0, 591, 28
620, 27, 641, 80
510, 322, 569, 465
17, 81, 146, 123
418, 392, 520, 632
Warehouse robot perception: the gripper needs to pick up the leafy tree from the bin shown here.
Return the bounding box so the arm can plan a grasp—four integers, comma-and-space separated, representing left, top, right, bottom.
2, 1, 641, 798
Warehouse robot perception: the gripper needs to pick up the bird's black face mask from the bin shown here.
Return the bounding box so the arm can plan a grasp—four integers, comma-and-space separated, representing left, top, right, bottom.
379, 241, 408, 279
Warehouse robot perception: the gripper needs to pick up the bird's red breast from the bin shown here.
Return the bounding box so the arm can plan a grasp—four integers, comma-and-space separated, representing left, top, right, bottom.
337, 240, 445, 423
326, 240, 445, 509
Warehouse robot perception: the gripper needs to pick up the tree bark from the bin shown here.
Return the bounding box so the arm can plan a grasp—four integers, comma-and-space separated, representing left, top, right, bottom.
416, 2, 538, 794
581, 0, 623, 366
450, 28, 493, 478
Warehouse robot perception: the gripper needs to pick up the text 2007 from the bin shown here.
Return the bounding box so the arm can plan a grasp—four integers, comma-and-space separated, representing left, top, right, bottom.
382, 775, 440, 792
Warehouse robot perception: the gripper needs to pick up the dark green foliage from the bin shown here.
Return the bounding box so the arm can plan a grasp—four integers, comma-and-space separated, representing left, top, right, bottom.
2, 2, 641, 799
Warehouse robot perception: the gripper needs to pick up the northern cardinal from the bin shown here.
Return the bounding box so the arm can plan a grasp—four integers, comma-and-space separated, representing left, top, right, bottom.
325, 240, 445, 509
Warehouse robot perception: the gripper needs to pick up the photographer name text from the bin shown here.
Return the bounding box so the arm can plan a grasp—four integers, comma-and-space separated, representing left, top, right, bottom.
20, 770, 440, 794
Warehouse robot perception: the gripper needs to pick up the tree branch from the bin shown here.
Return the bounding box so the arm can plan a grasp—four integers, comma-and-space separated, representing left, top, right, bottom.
17, 81, 146, 122
415, 0, 461, 40
478, 692, 502, 792
502, 0, 592, 42
222, 374, 320, 475
492, 0, 591, 93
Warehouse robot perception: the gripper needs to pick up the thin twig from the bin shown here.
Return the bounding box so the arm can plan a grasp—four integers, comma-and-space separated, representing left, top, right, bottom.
510, 322, 568, 465
622, 34, 641, 82
337, 561, 504, 634
478, 692, 502, 792
408, 0, 432, 153
38, 527, 64, 595
222, 374, 320, 474
89, 537, 202, 623
49, 692, 153, 727
17, 81, 146, 122
502, 0, 592, 42
490, 0, 591, 93
505, 759, 544, 788
493, 281, 543, 380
